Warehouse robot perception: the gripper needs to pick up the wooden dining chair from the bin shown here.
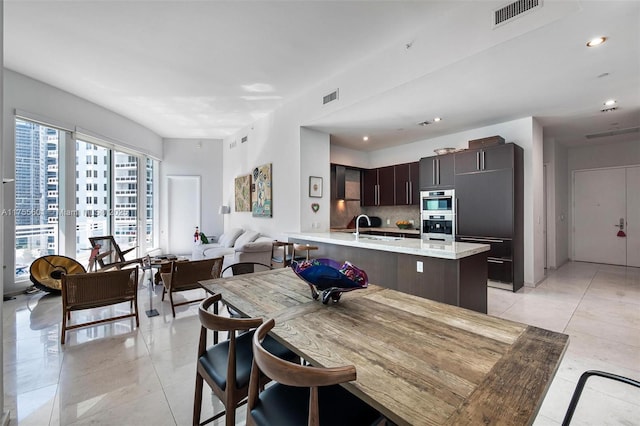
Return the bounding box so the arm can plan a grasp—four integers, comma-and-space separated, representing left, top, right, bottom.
193, 295, 298, 426
161, 257, 223, 317
247, 318, 383, 426
291, 243, 319, 262
270, 241, 294, 268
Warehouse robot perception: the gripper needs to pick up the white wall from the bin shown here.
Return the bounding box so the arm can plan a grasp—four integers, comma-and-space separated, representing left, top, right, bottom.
2, 70, 163, 294
567, 139, 640, 258
300, 128, 331, 232
1, 1, 6, 419
159, 139, 223, 253
555, 143, 569, 267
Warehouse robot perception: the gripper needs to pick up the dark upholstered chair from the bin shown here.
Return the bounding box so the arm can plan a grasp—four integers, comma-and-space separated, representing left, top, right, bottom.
247, 319, 383, 426
161, 257, 223, 317
562, 370, 640, 425
270, 241, 293, 268
193, 295, 298, 426
221, 262, 272, 277
61, 268, 139, 344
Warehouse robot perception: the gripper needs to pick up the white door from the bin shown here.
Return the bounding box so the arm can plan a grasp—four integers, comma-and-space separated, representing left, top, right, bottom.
574, 168, 627, 265
627, 166, 640, 267
167, 176, 201, 255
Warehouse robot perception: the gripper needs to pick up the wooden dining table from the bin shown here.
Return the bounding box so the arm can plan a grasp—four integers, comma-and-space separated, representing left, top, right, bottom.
199, 268, 568, 426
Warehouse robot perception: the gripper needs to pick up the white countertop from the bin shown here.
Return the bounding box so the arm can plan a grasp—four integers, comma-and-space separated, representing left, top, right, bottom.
287, 232, 490, 260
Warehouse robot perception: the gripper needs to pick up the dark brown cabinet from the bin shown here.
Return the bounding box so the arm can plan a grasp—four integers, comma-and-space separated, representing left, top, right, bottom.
361, 166, 395, 206
394, 162, 419, 205
454, 143, 523, 292
454, 144, 513, 174
419, 154, 454, 189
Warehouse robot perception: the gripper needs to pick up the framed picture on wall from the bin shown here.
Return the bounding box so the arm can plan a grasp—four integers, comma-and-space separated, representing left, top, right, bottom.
309, 176, 322, 198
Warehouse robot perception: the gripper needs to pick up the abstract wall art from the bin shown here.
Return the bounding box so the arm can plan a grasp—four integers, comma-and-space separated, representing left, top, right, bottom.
251, 163, 272, 217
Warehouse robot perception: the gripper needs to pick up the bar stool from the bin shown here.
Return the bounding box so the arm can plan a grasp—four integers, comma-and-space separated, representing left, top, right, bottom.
292, 243, 319, 261
271, 241, 294, 268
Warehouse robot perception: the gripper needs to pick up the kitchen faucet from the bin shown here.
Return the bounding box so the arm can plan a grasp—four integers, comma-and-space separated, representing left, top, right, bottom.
355, 214, 371, 239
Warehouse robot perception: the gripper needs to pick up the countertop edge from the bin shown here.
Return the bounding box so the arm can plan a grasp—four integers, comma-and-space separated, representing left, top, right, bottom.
288, 232, 489, 260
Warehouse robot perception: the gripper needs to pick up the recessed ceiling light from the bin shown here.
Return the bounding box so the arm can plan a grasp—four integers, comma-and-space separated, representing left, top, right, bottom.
586, 36, 607, 47
604, 99, 617, 106
363, 136, 369, 141
433, 117, 442, 122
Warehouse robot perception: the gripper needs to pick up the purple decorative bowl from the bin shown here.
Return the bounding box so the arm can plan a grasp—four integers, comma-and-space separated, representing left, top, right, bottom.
291, 258, 368, 304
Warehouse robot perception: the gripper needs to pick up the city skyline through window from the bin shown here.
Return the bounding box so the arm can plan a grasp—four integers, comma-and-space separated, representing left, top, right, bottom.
14, 118, 156, 279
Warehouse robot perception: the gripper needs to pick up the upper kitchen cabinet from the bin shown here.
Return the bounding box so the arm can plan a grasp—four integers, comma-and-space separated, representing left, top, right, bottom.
394, 162, 419, 205
419, 154, 454, 189
361, 166, 395, 206
454, 143, 514, 174
331, 164, 361, 200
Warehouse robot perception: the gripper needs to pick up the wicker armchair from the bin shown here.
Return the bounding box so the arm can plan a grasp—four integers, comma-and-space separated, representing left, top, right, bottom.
61, 268, 139, 344
161, 257, 223, 317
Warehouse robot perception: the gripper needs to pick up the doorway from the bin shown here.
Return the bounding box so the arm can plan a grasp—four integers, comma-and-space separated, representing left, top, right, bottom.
573, 166, 639, 266
167, 175, 201, 255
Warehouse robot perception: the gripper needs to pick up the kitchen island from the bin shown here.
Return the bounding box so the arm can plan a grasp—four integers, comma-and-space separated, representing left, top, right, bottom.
288, 232, 490, 313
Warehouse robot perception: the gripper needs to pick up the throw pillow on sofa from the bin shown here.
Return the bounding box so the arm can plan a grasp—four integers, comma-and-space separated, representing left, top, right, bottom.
218, 228, 244, 247
234, 230, 260, 248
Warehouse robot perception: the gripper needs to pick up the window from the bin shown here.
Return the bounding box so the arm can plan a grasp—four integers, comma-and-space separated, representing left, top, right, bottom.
14, 118, 62, 279
75, 140, 110, 264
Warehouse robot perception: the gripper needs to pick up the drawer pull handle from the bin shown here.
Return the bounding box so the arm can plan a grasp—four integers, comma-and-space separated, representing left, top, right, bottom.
460, 237, 505, 243
488, 259, 504, 264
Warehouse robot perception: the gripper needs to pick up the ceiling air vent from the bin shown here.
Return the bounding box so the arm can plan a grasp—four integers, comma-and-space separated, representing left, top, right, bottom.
323, 89, 339, 105
241, 136, 248, 143
493, 0, 542, 27
585, 127, 640, 140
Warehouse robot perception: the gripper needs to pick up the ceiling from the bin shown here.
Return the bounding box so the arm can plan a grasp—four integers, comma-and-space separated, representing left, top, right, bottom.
4, 1, 640, 152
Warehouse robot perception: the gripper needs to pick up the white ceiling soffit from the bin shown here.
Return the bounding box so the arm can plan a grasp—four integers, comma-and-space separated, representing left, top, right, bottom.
4, 1, 639, 150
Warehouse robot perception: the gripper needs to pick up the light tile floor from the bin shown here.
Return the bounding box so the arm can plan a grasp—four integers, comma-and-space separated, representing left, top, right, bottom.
3, 261, 639, 425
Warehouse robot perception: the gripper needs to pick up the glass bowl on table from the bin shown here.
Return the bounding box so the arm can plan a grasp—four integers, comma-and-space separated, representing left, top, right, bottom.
291, 258, 368, 304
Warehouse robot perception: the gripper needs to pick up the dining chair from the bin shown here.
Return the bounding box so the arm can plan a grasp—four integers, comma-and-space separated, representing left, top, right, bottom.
193, 295, 298, 426
562, 370, 640, 425
270, 241, 293, 268
247, 318, 383, 426
221, 262, 272, 277
161, 257, 223, 317
291, 243, 319, 262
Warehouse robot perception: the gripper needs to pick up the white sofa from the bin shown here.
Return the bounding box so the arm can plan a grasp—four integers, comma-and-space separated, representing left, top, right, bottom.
192, 228, 273, 267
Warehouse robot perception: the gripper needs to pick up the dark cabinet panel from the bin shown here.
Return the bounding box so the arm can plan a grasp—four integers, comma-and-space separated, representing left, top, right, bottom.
487, 258, 513, 283
482, 144, 514, 171
410, 162, 420, 204
361, 169, 378, 206
395, 162, 419, 205
378, 166, 395, 206
453, 150, 480, 174
455, 144, 514, 174
334, 165, 346, 200
455, 169, 513, 238
420, 154, 454, 189
454, 142, 523, 292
